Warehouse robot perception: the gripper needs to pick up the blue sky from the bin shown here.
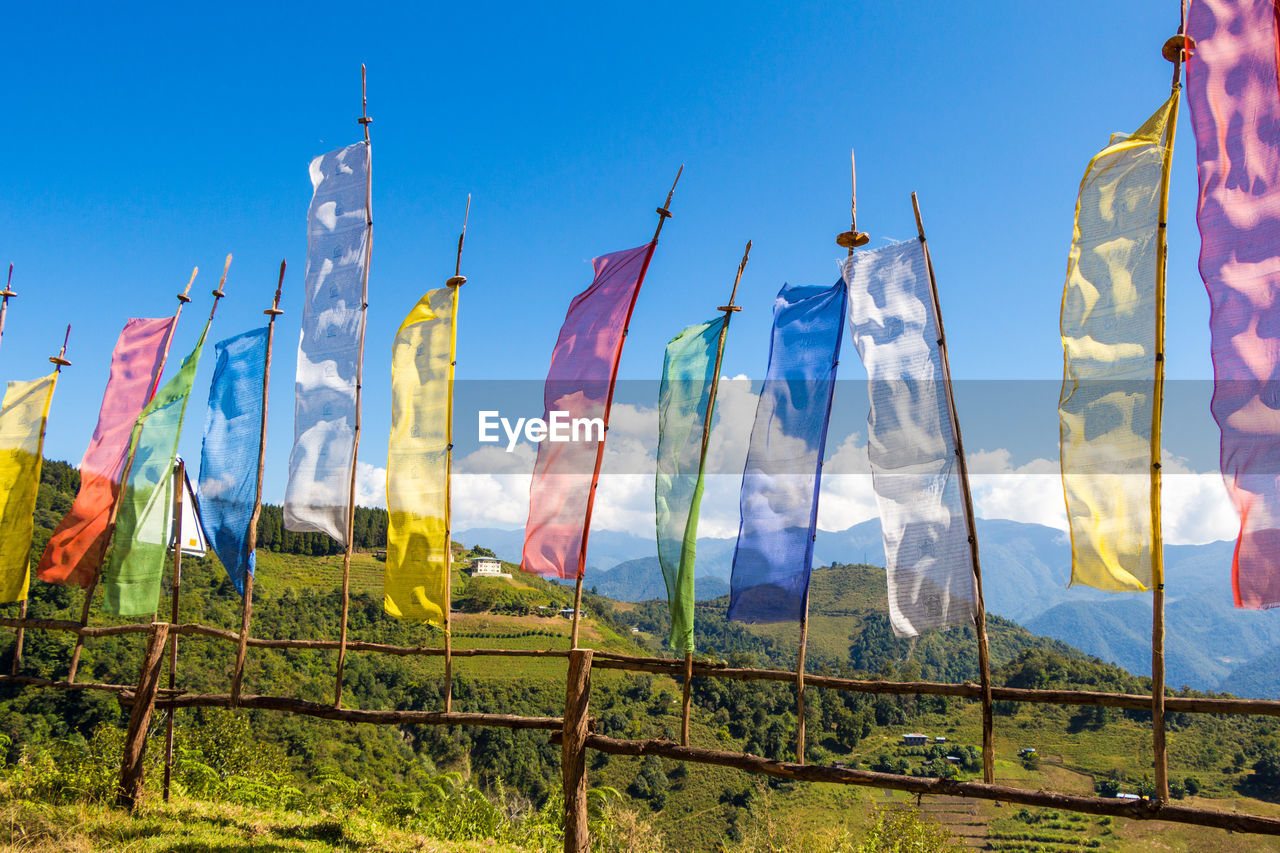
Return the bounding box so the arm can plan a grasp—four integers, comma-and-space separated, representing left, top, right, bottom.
0, 1, 1219, 536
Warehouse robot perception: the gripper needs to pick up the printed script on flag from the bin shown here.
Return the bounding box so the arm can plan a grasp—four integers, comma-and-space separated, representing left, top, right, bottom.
1059, 95, 1176, 593
1188, 0, 1280, 608
197, 327, 268, 594
729, 279, 846, 624
386, 286, 457, 625
37, 317, 175, 587
656, 315, 726, 653
284, 141, 372, 545
522, 242, 656, 580
0, 374, 57, 602
103, 320, 209, 616
844, 240, 977, 638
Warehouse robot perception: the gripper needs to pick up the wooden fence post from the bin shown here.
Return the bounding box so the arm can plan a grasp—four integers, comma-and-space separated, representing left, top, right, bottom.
117, 622, 170, 810
563, 648, 593, 853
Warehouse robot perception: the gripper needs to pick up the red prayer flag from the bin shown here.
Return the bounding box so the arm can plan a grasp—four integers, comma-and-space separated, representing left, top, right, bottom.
521, 242, 656, 579
37, 317, 175, 587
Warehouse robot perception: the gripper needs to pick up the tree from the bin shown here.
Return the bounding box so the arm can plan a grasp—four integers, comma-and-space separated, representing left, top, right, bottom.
1246, 745, 1280, 799
626, 755, 670, 810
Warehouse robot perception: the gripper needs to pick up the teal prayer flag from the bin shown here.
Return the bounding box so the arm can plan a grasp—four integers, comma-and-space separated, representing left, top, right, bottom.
656, 315, 727, 654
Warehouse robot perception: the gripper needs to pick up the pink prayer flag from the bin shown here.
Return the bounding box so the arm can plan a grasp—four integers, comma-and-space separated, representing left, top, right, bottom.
1188, 0, 1280, 607
521, 242, 656, 579
37, 317, 175, 587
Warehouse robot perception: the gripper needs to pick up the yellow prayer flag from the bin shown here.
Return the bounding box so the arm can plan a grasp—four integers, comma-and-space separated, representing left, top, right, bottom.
0, 373, 58, 602
1059, 93, 1177, 592
385, 287, 457, 624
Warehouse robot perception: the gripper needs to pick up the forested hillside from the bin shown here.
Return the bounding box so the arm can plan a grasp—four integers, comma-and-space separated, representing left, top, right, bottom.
9, 460, 1280, 850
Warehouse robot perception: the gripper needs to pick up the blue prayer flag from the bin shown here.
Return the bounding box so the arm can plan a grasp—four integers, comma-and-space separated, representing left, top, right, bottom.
197, 327, 268, 593
728, 279, 847, 623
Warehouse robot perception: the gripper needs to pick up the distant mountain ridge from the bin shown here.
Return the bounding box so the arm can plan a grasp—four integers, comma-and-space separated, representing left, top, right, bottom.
458, 520, 1280, 698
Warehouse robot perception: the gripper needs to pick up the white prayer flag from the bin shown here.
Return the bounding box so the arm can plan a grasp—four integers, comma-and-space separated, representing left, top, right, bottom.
843, 239, 977, 638
284, 141, 372, 543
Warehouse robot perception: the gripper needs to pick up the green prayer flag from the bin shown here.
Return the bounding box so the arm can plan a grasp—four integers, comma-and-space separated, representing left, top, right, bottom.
103, 320, 210, 616
655, 316, 727, 654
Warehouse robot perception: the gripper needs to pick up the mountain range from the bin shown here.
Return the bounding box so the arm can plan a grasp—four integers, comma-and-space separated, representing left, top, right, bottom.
457, 520, 1280, 698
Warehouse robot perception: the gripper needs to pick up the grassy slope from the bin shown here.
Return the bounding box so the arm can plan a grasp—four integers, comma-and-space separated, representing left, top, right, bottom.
0, 797, 534, 852
22, 535, 1280, 852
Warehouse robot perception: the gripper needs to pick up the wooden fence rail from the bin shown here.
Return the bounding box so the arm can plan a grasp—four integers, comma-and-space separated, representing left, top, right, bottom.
7, 616, 1280, 847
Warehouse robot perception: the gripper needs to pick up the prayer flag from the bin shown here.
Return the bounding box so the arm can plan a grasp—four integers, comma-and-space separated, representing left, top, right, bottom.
385, 286, 457, 624
656, 316, 726, 653
197, 327, 268, 594
36, 317, 175, 586
729, 279, 846, 623
522, 242, 657, 579
0, 373, 57, 602
102, 320, 210, 615
1187, 0, 1280, 607
284, 141, 372, 544
844, 239, 978, 637
1059, 96, 1177, 593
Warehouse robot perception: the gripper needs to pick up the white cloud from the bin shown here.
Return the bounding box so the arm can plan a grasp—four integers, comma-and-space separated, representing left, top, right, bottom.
355, 461, 388, 509
967, 449, 1067, 531
1158, 451, 1237, 545
418, 371, 1241, 551
815, 433, 878, 531
453, 444, 538, 529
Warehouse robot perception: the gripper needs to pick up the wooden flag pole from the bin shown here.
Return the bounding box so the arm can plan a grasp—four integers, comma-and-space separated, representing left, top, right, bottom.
144, 263, 226, 775
232, 261, 285, 704
442, 195, 470, 713
911, 192, 995, 785
1151, 18, 1188, 805
0, 264, 16, 350
795, 151, 873, 766
335, 65, 374, 708
679, 241, 749, 747
569, 166, 683, 651
162, 457, 186, 802
12, 326, 72, 676
68, 263, 209, 683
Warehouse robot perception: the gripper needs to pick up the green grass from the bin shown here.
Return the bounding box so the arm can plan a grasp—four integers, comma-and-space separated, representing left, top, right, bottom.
0, 797, 538, 852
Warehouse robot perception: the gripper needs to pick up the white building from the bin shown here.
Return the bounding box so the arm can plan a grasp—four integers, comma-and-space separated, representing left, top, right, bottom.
469, 557, 511, 579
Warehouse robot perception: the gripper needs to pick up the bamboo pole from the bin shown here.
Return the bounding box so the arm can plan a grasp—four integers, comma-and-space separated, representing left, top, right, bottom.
570, 166, 682, 651
232, 261, 285, 704
116, 622, 170, 810
161, 458, 185, 802
334, 65, 374, 708
791, 149, 871, 766
679, 241, 749, 747
910, 193, 995, 784
1151, 21, 1186, 805
67, 264, 206, 683
796, 596, 810, 765
442, 196, 470, 713
13, 326, 71, 677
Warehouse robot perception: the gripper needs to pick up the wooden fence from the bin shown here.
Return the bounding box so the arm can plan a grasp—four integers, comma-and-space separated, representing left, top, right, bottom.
4, 615, 1280, 850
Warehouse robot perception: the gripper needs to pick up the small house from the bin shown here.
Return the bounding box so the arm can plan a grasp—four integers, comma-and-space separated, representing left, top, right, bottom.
469, 557, 511, 578
1018, 747, 1037, 757
901, 733, 929, 747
